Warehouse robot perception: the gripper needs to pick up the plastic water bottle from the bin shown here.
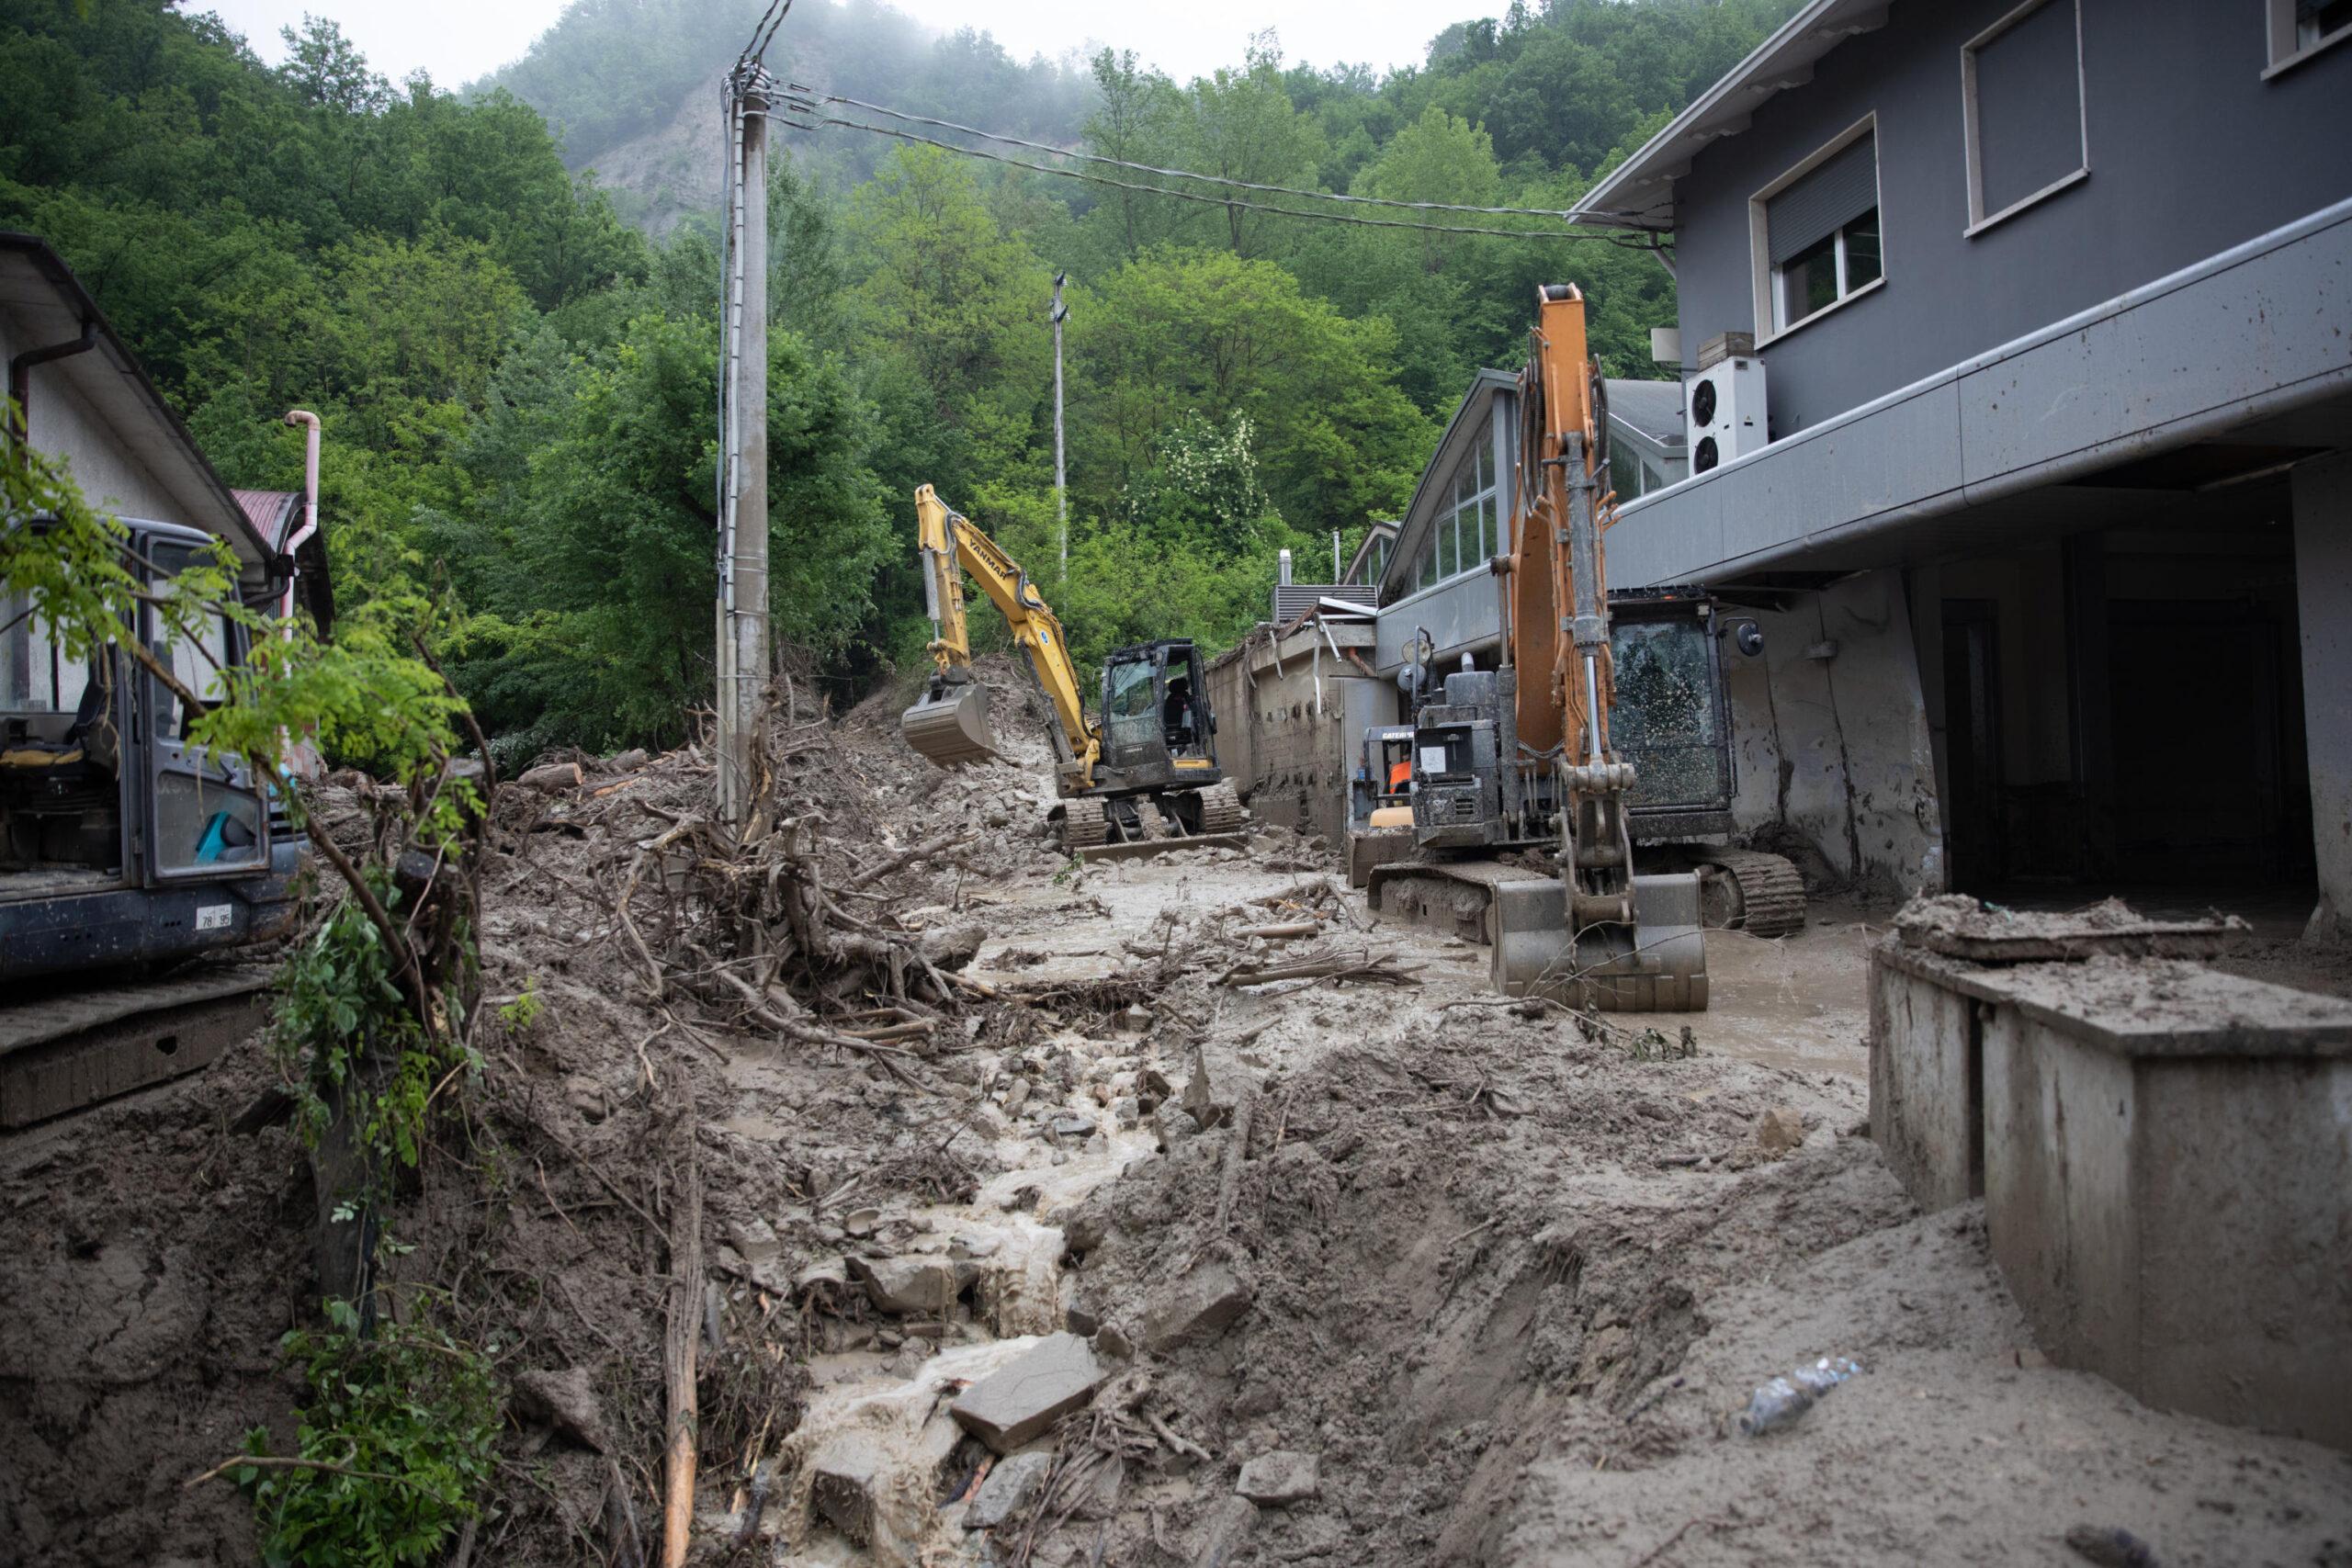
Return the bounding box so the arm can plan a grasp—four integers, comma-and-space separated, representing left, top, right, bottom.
1736, 1356, 1863, 1435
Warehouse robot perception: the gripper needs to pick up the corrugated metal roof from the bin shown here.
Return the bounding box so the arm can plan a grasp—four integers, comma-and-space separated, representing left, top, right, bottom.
1273, 584, 1375, 624
1569, 0, 1890, 232
1605, 378, 1687, 448
232, 489, 300, 547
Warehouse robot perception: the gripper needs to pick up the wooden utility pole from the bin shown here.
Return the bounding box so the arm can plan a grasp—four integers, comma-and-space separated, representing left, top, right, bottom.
718, 72, 771, 829
1051, 269, 1069, 587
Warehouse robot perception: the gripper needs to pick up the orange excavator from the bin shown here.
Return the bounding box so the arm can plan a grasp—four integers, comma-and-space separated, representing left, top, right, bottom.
1369, 285, 1729, 1010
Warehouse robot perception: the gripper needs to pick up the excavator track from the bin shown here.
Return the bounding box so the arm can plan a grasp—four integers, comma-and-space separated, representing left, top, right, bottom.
1693, 848, 1807, 939
0, 963, 276, 1128
1193, 782, 1246, 837
1060, 784, 1250, 863
1058, 797, 1112, 855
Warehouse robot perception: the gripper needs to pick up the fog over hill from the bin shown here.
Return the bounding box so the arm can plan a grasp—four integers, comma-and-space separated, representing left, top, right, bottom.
480, 0, 1797, 236
477, 0, 1092, 230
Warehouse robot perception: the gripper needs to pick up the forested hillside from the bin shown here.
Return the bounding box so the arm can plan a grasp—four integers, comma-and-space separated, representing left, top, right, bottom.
2, 0, 1798, 757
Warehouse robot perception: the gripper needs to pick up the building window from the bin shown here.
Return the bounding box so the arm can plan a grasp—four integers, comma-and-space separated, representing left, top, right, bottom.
1963, 0, 2087, 232
1750, 120, 1883, 339
2267, 0, 2352, 72
1404, 416, 1499, 596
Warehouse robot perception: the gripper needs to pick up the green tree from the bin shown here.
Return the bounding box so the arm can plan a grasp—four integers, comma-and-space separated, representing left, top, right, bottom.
1181, 34, 1328, 258
458, 311, 889, 750
842, 144, 1052, 480
1082, 48, 1186, 258
1077, 247, 1431, 537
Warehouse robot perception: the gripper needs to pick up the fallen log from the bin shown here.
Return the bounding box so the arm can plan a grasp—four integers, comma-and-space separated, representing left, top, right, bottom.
660, 1125, 703, 1568
847, 830, 971, 888
1215, 948, 1421, 989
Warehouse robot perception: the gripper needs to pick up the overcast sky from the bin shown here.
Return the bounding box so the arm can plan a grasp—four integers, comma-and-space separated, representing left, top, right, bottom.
198, 1, 1453, 91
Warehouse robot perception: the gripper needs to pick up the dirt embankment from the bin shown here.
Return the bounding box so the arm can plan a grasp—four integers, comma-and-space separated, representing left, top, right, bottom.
4, 654, 2348, 1566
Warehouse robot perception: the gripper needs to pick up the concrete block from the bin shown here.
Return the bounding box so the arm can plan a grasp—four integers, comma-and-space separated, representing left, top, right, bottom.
1183, 1043, 1259, 1129
1902, 951, 2352, 1448
1190, 1495, 1260, 1568
963, 1450, 1052, 1530
1868, 951, 1983, 1211
848, 1254, 962, 1316
950, 1332, 1107, 1453
1141, 1260, 1253, 1351
1235, 1450, 1319, 1506
807, 1430, 892, 1544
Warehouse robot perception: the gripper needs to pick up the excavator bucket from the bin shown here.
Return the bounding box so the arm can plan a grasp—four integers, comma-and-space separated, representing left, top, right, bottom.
900, 682, 998, 766
1489, 871, 1708, 1012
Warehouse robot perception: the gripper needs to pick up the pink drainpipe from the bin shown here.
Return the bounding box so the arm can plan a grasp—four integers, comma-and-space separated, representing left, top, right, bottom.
280, 409, 321, 623
279, 410, 324, 779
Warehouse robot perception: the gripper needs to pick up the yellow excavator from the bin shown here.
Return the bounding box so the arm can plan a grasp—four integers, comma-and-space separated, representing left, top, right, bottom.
899, 485, 1248, 860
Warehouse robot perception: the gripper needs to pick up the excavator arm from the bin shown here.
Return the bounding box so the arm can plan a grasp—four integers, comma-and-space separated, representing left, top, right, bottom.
905, 484, 1099, 780
1492, 284, 1707, 1010
1510, 284, 1618, 770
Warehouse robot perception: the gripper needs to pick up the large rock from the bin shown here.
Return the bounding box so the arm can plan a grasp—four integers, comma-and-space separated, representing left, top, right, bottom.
1235, 1450, 1320, 1506
1141, 1261, 1253, 1351
510, 1365, 609, 1452
807, 1431, 892, 1544
963, 1450, 1052, 1530
849, 1254, 963, 1316
1190, 1495, 1259, 1568
950, 1332, 1107, 1453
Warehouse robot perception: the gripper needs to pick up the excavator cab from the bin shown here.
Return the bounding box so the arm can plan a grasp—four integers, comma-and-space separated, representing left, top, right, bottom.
2, 520, 304, 1125
1, 522, 298, 978
1096, 639, 1215, 786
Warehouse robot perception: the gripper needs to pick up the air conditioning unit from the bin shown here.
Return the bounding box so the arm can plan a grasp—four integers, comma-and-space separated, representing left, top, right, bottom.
1686, 356, 1766, 475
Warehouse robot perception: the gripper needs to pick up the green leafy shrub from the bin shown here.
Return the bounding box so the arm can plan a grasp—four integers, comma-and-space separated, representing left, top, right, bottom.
239, 1303, 500, 1568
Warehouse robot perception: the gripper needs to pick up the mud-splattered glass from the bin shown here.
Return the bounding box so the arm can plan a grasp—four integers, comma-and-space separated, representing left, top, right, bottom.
1610, 618, 1729, 811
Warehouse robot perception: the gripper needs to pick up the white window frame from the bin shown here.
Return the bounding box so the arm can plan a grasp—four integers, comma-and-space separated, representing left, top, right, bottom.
1395, 410, 1508, 607
1962, 0, 2090, 236
1747, 114, 1886, 345
2265, 0, 2352, 76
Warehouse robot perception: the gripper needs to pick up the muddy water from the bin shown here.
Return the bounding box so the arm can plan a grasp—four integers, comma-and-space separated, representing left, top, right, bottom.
963, 848, 1333, 987
766, 1021, 1164, 1564
1674, 897, 1882, 1076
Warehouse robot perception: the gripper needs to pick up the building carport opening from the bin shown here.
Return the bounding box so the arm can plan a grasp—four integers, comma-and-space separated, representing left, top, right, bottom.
1911, 437, 2326, 935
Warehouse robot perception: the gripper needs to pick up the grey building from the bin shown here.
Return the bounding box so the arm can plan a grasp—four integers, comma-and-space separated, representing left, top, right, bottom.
1286, 0, 2350, 931
1603, 378, 1690, 502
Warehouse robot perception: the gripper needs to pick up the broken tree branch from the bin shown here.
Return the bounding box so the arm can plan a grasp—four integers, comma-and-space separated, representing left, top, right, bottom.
1215, 1093, 1257, 1234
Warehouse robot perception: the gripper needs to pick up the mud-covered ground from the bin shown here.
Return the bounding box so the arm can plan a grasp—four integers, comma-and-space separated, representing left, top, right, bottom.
3, 657, 2347, 1567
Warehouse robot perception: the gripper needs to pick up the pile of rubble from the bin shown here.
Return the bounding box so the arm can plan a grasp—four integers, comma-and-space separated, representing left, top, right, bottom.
8, 658, 2352, 1568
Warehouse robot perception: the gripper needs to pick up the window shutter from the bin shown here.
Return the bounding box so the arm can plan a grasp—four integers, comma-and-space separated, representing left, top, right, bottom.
1767, 133, 1877, 265
1973, 0, 2082, 216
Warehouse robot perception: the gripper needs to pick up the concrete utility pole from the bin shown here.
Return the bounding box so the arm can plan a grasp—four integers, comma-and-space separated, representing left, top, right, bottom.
717, 71, 772, 829
1051, 270, 1069, 586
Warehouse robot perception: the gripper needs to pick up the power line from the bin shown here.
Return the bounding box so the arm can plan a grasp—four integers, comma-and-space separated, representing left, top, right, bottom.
808, 89, 1614, 226
737, 0, 790, 74
804, 112, 1660, 245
